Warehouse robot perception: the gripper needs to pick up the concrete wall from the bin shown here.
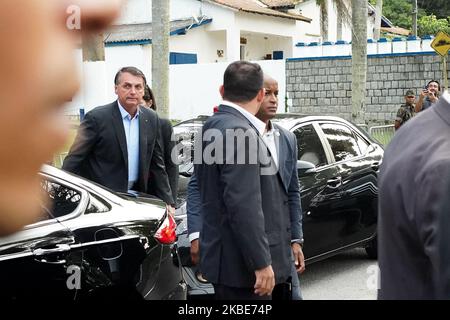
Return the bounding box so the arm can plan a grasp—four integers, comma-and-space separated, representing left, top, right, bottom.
286, 52, 448, 124
294, 37, 434, 58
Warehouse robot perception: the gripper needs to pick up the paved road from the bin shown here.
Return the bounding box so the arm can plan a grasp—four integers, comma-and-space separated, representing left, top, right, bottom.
299, 248, 378, 300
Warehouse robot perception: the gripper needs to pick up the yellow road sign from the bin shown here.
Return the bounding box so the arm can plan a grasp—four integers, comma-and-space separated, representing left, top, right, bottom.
431, 31, 450, 57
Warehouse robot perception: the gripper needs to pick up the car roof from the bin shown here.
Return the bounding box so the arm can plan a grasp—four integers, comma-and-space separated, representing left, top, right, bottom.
174, 113, 376, 144
177, 113, 358, 130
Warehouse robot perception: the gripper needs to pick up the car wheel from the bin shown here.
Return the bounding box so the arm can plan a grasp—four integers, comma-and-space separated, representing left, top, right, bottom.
365, 236, 377, 259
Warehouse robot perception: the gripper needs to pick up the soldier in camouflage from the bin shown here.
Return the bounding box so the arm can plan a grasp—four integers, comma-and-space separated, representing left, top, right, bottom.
395, 90, 416, 131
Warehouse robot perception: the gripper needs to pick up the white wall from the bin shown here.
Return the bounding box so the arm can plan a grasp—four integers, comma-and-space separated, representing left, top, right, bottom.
242, 33, 292, 61
170, 28, 227, 63
236, 12, 297, 37
116, 0, 151, 24
171, 0, 205, 20
169, 59, 286, 120
296, 0, 321, 43
65, 45, 151, 113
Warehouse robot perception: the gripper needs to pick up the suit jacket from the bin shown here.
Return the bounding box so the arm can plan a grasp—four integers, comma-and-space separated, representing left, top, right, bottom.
378, 93, 450, 299
187, 122, 303, 242
148, 117, 179, 205
195, 105, 292, 288
62, 101, 174, 205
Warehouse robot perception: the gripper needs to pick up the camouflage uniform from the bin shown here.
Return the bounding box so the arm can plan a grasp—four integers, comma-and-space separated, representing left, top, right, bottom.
395, 104, 415, 128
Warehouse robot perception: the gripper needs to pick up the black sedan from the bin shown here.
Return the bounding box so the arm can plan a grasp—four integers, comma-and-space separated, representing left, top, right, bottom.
173, 114, 383, 298
0, 165, 187, 301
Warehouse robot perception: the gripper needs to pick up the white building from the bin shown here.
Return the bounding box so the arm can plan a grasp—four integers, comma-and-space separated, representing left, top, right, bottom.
109, 0, 312, 63
66, 0, 405, 119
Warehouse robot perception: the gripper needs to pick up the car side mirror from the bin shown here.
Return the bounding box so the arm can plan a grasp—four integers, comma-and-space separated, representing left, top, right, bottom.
297, 160, 316, 174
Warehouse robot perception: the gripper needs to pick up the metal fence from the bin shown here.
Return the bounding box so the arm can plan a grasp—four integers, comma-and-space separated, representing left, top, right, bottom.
369, 124, 395, 147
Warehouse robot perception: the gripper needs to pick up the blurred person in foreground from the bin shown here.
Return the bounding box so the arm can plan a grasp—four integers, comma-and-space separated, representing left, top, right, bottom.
0, 0, 122, 236
378, 90, 450, 299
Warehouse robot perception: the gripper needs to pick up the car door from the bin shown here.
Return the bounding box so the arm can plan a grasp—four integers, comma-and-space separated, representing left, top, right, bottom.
0, 177, 87, 301
292, 122, 343, 259
317, 122, 378, 247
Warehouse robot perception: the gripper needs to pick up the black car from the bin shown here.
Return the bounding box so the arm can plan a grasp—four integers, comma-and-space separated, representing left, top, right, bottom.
173, 114, 383, 298
0, 165, 187, 301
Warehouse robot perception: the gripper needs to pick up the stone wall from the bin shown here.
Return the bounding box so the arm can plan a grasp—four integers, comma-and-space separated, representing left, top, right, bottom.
286, 52, 448, 124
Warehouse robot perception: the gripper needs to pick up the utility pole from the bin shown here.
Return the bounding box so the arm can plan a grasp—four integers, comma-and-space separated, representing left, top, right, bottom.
82, 32, 107, 114
351, 0, 368, 125
152, 0, 170, 118
412, 0, 418, 37
374, 0, 383, 40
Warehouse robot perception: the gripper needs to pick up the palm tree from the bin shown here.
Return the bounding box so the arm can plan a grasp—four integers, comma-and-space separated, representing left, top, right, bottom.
316, 0, 329, 42
334, 0, 351, 41
317, 0, 352, 42
351, 0, 368, 124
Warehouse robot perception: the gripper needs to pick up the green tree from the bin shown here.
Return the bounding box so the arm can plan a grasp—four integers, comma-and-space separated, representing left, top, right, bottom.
418, 15, 450, 37
418, 0, 450, 19
369, 0, 426, 29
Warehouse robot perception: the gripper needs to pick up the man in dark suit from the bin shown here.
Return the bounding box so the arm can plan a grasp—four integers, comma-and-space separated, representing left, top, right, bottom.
63, 67, 174, 210
194, 61, 292, 299
188, 75, 305, 299
378, 91, 450, 299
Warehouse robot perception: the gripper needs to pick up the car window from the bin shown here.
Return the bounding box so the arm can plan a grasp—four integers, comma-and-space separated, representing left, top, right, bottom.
354, 132, 370, 155
293, 124, 328, 167
319, 123, 361, 162
40, 179, 82, 220
174, 122, 204, 175
85, 194, 110, 214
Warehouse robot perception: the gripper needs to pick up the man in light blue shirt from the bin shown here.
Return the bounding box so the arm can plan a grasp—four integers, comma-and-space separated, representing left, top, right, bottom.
117, 101, 140, 191
63, 67, 175, 213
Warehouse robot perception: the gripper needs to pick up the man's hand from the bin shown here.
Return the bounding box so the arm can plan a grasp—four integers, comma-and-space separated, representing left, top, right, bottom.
166, 204, 175, 217
419, 89, 428, 100
254, 265, 275, 296
428, 91, 438, 103
190, 239, 200, 265
292, 243, 305, 274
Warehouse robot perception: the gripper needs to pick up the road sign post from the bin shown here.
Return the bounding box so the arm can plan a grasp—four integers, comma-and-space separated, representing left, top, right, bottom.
431, 31, 450, 92
444, 56, 448, 92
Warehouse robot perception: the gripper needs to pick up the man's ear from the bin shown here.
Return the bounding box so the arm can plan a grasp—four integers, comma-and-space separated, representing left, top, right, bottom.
114, 85, 119, 95
256, 88, 265, 103
219, 85, 225, 99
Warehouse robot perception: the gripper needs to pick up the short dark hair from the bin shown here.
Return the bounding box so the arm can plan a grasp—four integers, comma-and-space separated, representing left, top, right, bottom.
222, 61, 264, 103
143, 85, 156, 111
427, 80, 440, 91
114, 66, 147, 86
